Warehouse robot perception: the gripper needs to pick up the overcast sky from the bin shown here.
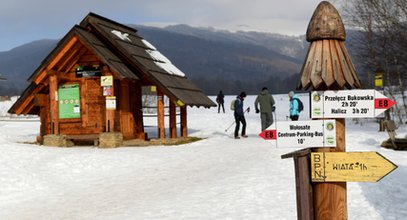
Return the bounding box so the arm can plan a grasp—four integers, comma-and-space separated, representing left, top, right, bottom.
0, 0, 341, 51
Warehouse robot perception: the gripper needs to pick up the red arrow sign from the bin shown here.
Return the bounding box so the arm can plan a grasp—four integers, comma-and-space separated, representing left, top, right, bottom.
259, 120, 337, 147
258, 130, 276, 140
311, 90, 396, 118
375, 98, 396, 109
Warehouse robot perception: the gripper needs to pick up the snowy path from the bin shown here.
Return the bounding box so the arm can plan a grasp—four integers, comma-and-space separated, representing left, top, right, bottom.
0, 95, 406, 219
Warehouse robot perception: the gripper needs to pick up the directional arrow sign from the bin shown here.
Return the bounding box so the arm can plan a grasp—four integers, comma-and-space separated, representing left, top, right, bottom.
311, 90, 396, 118
259, 120, 336, 148
311, 152, 398, 182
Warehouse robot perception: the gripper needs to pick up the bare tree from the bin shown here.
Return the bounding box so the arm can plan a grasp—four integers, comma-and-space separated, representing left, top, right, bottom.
341, 0, 407, 124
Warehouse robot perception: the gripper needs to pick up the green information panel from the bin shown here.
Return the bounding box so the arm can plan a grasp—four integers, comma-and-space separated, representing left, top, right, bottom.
58, 84, 80, 119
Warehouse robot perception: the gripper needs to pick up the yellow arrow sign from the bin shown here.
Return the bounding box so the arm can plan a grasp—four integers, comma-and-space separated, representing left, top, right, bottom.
311, 152, 397, 182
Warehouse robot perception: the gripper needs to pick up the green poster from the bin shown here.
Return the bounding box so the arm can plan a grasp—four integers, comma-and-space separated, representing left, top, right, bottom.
58, 84, 80, 119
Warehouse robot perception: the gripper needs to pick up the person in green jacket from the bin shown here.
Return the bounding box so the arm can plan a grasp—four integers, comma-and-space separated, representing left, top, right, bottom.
254, 87, 275, 131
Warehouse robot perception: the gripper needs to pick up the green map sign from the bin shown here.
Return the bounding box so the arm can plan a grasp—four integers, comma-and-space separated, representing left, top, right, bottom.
58, 84, 80, 119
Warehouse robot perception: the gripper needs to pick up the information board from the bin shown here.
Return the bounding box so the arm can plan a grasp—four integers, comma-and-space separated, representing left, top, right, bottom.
58, 84, 80, 119
259, 120, 336, 148
311, 90, 395, 118
106, 96, 116, 110
311, 152, 398, 182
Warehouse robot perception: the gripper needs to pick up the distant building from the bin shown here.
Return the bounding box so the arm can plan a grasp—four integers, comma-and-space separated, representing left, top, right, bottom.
8, 13, 215, 145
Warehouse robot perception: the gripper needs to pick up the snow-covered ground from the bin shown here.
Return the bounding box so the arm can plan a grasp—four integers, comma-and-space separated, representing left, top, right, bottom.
0, 94, 406, 220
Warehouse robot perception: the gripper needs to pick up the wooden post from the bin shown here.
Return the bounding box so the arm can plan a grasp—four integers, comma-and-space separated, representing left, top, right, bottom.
296, 2, 360, 219
133, 81, 144, 139
120, 80, 129, 111
379, 119, 385, 132
49, 74, 59, 134
313, 118, 347, 220
106, 80, 115, 132
35, 93, 49, 138
106, 109, 115, 132
169, 100, 177, 138
157, 90, 165, 139
282, 148, 314, 220
180, 105, 187, 138
119, 80, 135, 139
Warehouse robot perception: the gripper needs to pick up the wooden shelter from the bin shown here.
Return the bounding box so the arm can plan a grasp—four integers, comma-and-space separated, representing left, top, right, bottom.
9, 13, 215, 144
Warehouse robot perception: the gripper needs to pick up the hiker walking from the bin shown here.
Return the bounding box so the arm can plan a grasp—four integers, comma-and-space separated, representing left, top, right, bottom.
255, 87, 275, 131
216, 90, 225, 113
234, 92, 249, 139
288, 91, 300, 121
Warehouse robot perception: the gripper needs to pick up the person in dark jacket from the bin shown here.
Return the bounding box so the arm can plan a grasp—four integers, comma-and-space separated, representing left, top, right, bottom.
289, 91, 300, 121
255, 87, 275, 131
234, 92, 250, 139
216, 90, 225, 113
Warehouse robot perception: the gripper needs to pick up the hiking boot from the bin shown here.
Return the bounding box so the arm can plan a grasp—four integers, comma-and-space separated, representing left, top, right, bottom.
234, 136, 240, 139
241, 135, 248, 138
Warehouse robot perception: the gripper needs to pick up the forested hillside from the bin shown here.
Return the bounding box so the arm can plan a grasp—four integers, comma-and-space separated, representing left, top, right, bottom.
0, 25, 308, 96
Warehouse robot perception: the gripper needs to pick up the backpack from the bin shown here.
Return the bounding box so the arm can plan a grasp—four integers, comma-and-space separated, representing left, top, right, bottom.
294, 98, 304, 112
230, 99, 236, 110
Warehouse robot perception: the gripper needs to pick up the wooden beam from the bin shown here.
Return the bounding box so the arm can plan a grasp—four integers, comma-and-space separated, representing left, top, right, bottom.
321, 39, 335, 87
157, 90, 165, 139
300, 42, 317, 89
47, 36, 79, 71
180, 106, 187, 138
33, 36, 79, 85
281, 148, 314, 220
120, 80, 130, 111
335, 40, 354, 87
39, 97, 49, 137
22, 102, 36, 115
310, 40, 323, 88
330, 40, 346, 88
105, 79, 115, 133
33, 70, 48, 86
56, 43, 83, 72
133, 80, 144, 139
119, 80, 135, 139
64, 46, 89, 73
14, 84, 45, 115
169, 100, 177, 138
15, 96, 34, 115
49, 74, 59, 134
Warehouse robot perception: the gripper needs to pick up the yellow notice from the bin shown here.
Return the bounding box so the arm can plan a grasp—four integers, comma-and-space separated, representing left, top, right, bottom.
101, 76, 113, 86
176, 100, 185, 107
375, 74, 383, 88
311, 152, 397, 182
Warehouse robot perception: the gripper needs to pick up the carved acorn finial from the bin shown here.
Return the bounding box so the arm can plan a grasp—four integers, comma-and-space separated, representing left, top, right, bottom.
306, 1, 346, 42
298, 1, 362, 90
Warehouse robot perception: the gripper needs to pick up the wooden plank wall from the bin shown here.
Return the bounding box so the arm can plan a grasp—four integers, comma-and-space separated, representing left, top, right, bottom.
37, 46, 148, 140
57, 78, 104, 135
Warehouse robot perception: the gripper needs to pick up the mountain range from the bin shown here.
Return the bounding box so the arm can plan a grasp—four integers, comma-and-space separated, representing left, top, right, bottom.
0, 24, 311, 96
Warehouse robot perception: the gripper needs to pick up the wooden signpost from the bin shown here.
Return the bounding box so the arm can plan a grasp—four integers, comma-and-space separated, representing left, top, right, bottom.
282, 2, 398, 220
311, 152, 397, 182
259, 120, 337, 148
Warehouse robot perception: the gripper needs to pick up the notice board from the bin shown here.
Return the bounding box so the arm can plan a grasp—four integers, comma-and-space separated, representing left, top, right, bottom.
58, 84, 80, 119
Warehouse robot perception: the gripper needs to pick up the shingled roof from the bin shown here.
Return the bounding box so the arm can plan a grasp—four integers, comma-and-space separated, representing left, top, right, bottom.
80, 13, 215, 107
9, 13, 215, 115
297, 1, 362, 90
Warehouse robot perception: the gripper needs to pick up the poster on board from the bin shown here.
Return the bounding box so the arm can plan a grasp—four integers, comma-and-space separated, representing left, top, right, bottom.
58, 84, 80, 119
